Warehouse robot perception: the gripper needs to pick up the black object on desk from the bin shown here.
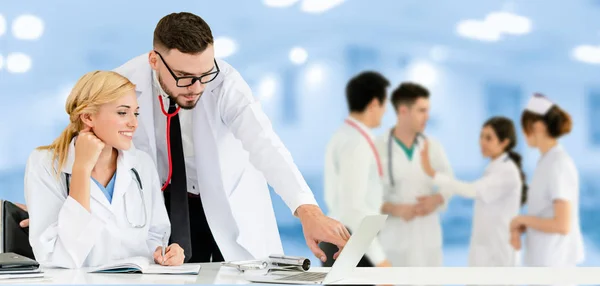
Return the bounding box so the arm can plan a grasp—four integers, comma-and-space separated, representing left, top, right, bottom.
0, 252, 38, 271
0, 200, 35, 260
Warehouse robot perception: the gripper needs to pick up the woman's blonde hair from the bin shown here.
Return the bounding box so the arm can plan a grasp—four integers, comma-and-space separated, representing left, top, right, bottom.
37, 71, 136, 174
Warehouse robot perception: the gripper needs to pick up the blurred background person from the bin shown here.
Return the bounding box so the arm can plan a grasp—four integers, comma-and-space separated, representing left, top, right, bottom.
420, 116, 525, 267
321, 71, 392, 269
376, 82, 453, 267
510, 94, 585, 269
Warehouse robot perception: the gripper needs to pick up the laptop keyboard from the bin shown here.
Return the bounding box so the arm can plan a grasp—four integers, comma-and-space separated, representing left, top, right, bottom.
276, 272, 327, 282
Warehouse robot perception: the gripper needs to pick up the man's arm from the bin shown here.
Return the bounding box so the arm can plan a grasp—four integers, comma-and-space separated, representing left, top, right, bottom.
417, 139, 454, 215
218, 71, 349, 262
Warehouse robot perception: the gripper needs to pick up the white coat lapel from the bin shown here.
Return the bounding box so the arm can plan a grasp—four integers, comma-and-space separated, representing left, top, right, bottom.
192, 90, 220, 193
131, 63, 158, 166
110, 149, 134, 214
191, 88, 241, 255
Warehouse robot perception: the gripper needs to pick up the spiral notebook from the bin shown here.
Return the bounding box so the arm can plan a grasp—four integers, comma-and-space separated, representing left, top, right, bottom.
88, 257, 200, 275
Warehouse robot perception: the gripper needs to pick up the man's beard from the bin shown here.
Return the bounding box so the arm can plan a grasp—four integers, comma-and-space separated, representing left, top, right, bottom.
158, 75, 202, 110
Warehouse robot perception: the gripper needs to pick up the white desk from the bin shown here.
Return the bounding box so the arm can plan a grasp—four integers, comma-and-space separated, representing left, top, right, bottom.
3, 263, 600, 285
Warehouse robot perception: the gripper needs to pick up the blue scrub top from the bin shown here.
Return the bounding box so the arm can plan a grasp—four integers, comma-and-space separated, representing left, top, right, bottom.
92, 173, 117, 203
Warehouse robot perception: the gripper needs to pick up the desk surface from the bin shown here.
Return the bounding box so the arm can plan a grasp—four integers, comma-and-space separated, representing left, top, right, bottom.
2, 263, 600, 285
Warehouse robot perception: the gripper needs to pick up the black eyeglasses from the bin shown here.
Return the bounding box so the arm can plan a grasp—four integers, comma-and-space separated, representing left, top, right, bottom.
154, 50, 220, 87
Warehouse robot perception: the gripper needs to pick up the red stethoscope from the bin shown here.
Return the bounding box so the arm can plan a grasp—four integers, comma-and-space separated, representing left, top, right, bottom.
344, 119, 383, 178
158, 95, 180, 191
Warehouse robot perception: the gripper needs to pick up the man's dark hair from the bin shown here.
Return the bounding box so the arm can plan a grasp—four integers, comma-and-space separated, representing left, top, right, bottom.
391, 82, 430, 110
153, 12, 214, 54
345, 71, 390, 113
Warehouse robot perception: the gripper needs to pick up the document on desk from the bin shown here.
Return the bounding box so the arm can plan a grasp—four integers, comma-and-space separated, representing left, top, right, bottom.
88, 257, 201, 275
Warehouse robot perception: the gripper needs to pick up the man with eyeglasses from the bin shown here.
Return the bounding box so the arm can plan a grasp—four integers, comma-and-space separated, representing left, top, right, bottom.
109, 12, 350, 264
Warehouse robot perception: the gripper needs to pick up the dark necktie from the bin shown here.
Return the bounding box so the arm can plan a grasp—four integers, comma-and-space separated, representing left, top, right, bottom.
167, 99, 192, 261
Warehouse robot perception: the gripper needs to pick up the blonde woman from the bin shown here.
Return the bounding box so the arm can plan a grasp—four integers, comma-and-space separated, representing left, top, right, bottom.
24, 71, 184, 268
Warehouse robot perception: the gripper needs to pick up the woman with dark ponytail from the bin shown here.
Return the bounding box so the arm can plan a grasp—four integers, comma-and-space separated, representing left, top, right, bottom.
510, 94, 584, 269
420, 116, 525, 267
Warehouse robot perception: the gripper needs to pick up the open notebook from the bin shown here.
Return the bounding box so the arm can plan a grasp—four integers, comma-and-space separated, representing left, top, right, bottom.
88, 257, 200, 275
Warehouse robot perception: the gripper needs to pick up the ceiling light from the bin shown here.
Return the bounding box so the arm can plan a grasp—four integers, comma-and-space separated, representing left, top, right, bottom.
301, 0, 345, 14
263, 0, 300, 8
572, 45, 600, 64
456, 19, 501, 42
214, 36, 238, 58
289, 47, 308, 65
485, 11, 531, 35
6, 53, 32, 73
12, 14, 44, 40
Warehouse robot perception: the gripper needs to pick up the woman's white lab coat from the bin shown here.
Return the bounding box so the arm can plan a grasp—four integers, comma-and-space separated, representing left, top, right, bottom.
375, 133, 453, 267
24, 139, 171, 268
433, 153, 522, 266
524, 145, 584, 267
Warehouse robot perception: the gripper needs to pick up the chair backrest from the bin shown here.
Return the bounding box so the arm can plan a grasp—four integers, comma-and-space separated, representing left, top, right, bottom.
0, 200, 35, 260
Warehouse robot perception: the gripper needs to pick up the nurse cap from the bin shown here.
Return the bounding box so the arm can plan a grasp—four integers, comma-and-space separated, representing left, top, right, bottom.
525, 93, 554, 115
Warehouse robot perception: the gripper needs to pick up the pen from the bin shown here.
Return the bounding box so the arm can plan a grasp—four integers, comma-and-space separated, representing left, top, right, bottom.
161, 232, 167, 264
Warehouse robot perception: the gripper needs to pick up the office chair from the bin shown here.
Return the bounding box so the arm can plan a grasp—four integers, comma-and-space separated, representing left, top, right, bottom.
0, 200, 35, 260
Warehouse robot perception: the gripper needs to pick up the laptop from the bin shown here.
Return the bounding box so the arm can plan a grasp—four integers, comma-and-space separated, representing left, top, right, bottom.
0, 252, 39, 272
246, 215, 388, 284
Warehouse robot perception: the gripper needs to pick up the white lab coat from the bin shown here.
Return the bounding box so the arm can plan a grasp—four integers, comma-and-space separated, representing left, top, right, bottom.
375, 132, 453, 267
433, 153, 522, 267
524, 145, 585, 267
24, 139, 170, 268
113, 54, 318, 261
324, 117, 387, 265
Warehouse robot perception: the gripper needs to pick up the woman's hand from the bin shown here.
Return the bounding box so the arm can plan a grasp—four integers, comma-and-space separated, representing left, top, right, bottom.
154, 243, 185, 266
69, 127, 106, 211
510, 216, 526, 232
73, 127, 105, 172
509, 216, 526, 250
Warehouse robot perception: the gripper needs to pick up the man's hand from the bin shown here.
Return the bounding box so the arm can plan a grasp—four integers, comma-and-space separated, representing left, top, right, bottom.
415, 194, 443, 216
376, 260, 392, 267
391, 204, 418, 221
296, 205, 350, 263
420, 140, 435, 178
14, 203, 29, 228
375, 260, 393, 286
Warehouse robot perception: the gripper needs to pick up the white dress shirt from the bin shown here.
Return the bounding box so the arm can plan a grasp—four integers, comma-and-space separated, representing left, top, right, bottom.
324, 117, 387, 265
151, 71, 200, 194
